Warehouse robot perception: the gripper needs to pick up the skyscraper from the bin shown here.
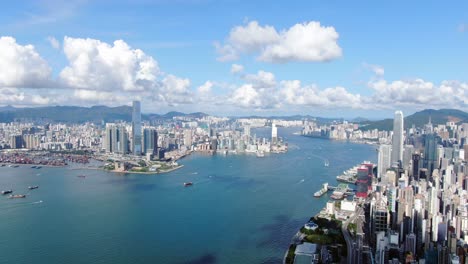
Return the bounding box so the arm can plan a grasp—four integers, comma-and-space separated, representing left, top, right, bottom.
143, 128, 158, 155
132, 101, 142, 155
423, 133, 438, 175
271, 123, 278, 144
378, 144, 392, 178
391, 111, 404, 165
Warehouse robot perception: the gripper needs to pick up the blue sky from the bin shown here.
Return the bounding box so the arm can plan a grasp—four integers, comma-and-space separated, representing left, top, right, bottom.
0, 0, 467, 118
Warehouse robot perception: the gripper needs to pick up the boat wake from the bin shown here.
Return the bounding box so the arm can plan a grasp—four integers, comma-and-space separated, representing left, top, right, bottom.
296, 179, 305, 184
0, 200, 43, 210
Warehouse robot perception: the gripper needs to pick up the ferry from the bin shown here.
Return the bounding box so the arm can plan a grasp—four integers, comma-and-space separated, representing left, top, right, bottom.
184, 182, 193, 187
9, 194, 26, 199
330, 191, 344, 200
314, 189, 327, 197
314, 183, 329, 197
336, 175, 357, 184
2, 190, 13, 195
28, 186, 39, 190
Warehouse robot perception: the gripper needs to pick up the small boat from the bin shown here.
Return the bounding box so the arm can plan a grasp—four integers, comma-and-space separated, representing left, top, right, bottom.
2, 190, 13, 195
9, 194, 26, 199
28, 186, 39, 190
77, 175, 86, 178
36, 166, 42, 169
184, 182, 193, 187
324, 160, 329, 167
1, 164, 6, 167
256, 151, 265, 158
31, 166, 37, 168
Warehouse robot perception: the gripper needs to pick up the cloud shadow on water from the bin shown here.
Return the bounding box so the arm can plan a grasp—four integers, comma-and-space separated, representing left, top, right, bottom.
256, 214, 304, 250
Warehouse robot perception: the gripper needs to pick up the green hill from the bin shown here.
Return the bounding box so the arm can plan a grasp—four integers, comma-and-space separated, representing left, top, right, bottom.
0, 105, 208, 123
359, 109, 468, 131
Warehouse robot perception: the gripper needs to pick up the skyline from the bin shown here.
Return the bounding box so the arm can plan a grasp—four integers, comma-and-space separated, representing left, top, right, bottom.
0, 1, 467, 118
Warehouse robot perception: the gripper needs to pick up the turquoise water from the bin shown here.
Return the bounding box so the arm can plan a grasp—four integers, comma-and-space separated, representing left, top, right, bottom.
0, 128, 376, 264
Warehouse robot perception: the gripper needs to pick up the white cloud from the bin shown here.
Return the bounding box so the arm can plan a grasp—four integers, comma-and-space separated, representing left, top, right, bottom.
279, 80, 363, 109
0, 88, 50, 106
47, 36, 60, 49
197, 81, 213, 94
230, 84, 263, 108
367, 79, 468, 110
60, 37, 160, 91
216, 20, 342, 63
243, 70, 276, 88
159, 74, 193, 105
0, 36, 52, 88
230, 64, 244, 74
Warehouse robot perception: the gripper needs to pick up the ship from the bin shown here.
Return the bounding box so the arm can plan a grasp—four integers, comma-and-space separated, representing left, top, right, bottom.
336, 175, 357, 184
330, 190, 344, 200
314, 183, 329, 197
1, 190, 13, 195
184, 182, 193, 187
9, 194, 26, 199
28, 186, 39, 190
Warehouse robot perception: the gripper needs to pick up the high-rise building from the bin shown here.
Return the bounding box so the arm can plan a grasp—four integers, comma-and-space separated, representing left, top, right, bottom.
464, 144, 468, 161
271, 123, 278, 144
423, 133, 438, 175
391, 111, 404, 165
9, 135, 23, 149
184, 130, 193, 148
402, 145, 414, 171
412, 153, 421, 181
132, 101, 142, 155
143, 128, 158, 155
378, 145, 392, 178
105, 124, 128, 154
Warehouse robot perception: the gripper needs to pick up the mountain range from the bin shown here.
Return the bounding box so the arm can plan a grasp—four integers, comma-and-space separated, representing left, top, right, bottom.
0, 105, 208, 123
0, 105, 466, 130
359, 109, 468, 131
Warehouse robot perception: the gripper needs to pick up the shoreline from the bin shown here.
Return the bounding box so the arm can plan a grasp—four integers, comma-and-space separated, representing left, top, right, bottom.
70, 164, 185, 175
0, 163, 66, 169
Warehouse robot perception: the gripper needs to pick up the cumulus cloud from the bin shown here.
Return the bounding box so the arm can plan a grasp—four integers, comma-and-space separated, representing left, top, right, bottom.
159, 74, 193, 105
279, 80, 364, 109
243, 70, 276, 88
368, 79, 468, 109
216, 20, 342, 63
230, 64, 244, 74
0, 36, 52, 88
47, 36, 60, 49
0, 88, 50, 106
60, 36, 160, 91
230, 84, 273, 108
197, 81, 213, 94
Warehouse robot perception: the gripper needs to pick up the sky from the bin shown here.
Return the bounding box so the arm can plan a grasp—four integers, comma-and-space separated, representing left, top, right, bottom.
0, 0, 467, 118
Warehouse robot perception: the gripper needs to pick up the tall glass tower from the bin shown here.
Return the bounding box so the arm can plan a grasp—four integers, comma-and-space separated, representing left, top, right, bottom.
391, 111, 404, 165
132, 101, 142, 155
